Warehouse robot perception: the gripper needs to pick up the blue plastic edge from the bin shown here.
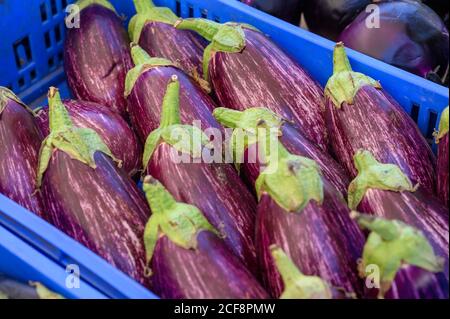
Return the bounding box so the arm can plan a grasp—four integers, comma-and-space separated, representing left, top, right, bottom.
0, 224, 107, 299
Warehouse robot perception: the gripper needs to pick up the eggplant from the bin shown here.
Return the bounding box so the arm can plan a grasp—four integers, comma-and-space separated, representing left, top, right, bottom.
435, 106, 449, 206
37, 87, 150, 287
338, 0, 449, 83
347, 150, 449, 279
175, 19, 329, 151
241, 0, 304, 25
270, 245, 351, 299
141, 176, 268, 299
214, 107, 350, 196
35, 99, 141, 176
129, 0, 206, 78
325, 43, 436, 194
303, 0, 370, 41
352, 213, 448, 299
253, 138, 365, 298
64, 0, 132, 117
125, 44, 220, 143
0, 87, 45, 217
0, 276, 64, 299
142, 76, 259, 275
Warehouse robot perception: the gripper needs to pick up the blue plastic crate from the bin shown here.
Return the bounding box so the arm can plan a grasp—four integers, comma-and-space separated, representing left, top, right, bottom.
0, 223, 107, 299
0, 0, 448, 299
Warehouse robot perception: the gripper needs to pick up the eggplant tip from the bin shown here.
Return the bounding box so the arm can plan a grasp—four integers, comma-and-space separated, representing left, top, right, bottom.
171, 74, 178, 82
336, 41, 345, 47
143, 175, 157, 185
48, 87, 58, 98
130, 42, 138, 49
349, 211, 360, 220
173, 18, 183, 28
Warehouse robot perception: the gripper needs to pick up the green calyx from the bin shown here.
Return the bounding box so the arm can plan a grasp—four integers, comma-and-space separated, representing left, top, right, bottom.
352, 212, 445, 298
75, 0, 117, 13
142, 76, 211, 169
271, 245, 332, 299
129, 0, 178, 43
124, 43, 175, 97
175, 19, 253, 81
36, 87, 121, 188
0, 86, 35, 116
142, 175, 218, 273
435, 106, 449, 143
347, 150, 416, 210
255, 137, 324, 213
325, 42, 381, 109
30, 282, 65, 299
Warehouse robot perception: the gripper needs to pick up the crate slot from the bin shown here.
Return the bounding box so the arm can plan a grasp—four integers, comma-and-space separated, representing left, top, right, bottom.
175, 0, 181, 16
201, 9, 208, 18
40, 3, 49, 22
13, 37, 32, 69
61, 0, 68, 10
50, 0, 58, 16
426, 111, 438, 141
410, 103, 420, 123
188, 4, 194, 17
214, 16, 221, 22
58, 51, 64, 63
30, 69, 37, 81
18, 76, 25, 88
55, 25, 62, 43
48, 56, 55, 69
44, 31, 52, 48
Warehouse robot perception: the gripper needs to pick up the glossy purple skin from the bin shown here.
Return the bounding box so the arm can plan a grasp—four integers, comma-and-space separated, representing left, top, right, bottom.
41, 151, 150, 287
437, 133, 449, 206
385, 265, 449, 299
150, 231, 268, 299
210, 29, 329, 152
358, 187, 449, 279
0, 98, 44, 218
303, 0, 370, 41
127, 66, 221, 143
147, 143, 258, 275
242, 0, 304, 25
241, 122, 350, 196
138, 22, 206, 77
64, 5, 132, 117
256, 182, 366, 298
325, 86, 436, 194
339, 1, 449, 79
35, 100, 141, 176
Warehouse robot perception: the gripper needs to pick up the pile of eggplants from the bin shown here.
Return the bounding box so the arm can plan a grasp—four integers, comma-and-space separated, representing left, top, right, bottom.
35, 99, 141, 176
241, 0, 304, 25
0, 87, 45, 218
64, 0, 132, 117
175, 18, 329, 152
37, 87, 150, 288
142, 77, 259, 275
129, 0, 206, 78
325, 43, 437, 194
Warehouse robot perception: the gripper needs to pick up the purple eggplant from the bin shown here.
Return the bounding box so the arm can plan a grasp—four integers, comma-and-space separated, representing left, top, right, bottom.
304, 0, 370, 41
142, 76, 259, 275
141, 176, 268, 299
325, 43, 436, 194
125, 44, 220, 143
0, 87, 44, 218
213, 107, 350, 196
64, 0, 132, 117
129, 0, 206, 78
37, 87, 150, 287
347, 150, 449, 279
175, 19, 329, 152
35, 99, 141, 176
338, 0, 449, 83
241, 0, 304, 25
435, 106, 449, 206
253, 138, 365, 298
352, 213, 448, 299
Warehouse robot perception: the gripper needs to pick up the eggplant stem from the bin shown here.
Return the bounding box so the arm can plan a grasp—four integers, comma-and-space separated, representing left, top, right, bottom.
159, 75, 181, 128
133, 0, 155, 14
333, 42, 353, 74
130, 43, 152, 65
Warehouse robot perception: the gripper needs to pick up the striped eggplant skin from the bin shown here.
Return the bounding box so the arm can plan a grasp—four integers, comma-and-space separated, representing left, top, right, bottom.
64, 5, 132, 117
385, 265, 449, 299
41, 151, 150, 287
255, 181, 366, 298
138, 22, 207, 77
147, 143, 259, 275
437, 133, 449, 206
357, 188, 449, 279
209, 29, 328, 151
241, 122, 350, 196
127, 67, 221, 143
35, 100, 141, 176
325, 85, 436, 194
150, 230, 268, 299
0, 95, 44, 218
